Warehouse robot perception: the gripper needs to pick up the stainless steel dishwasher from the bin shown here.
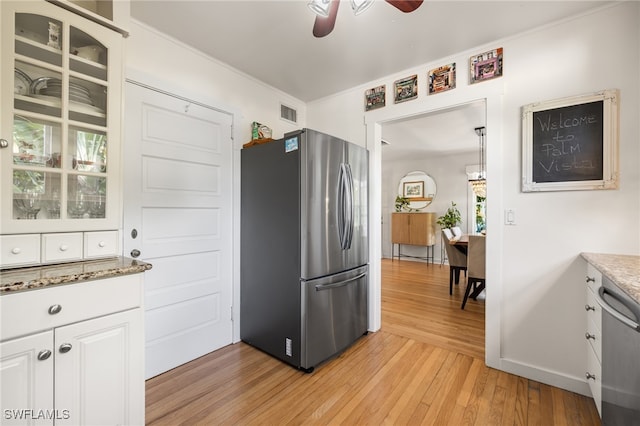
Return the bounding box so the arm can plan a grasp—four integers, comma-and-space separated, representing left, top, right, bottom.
596, 275, 640, 424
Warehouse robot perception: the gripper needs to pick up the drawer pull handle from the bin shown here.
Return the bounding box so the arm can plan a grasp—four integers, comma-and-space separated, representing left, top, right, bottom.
586, 276, 595, 283
48, 304, 62, 315
98, 241, 106, 247
585, 304, 595, 312
585, 332, 596, 340
11, 247, 21, 255
586, 372, 596, 381
59, 244, 69, 252
59, 343, 72, 354
37, 349, 52, 361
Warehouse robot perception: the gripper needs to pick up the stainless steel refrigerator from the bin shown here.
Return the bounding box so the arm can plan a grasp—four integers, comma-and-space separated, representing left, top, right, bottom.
241, 128, 368, 372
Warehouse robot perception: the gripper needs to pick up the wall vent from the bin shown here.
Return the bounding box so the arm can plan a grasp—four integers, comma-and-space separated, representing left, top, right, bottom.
280, 103, 297, 123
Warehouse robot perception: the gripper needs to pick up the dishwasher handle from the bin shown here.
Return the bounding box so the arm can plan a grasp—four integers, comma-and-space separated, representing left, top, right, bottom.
596, 286, 640, 332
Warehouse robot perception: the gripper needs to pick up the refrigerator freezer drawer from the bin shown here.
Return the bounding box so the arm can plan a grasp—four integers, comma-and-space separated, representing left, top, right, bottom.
301, 265, 368, 370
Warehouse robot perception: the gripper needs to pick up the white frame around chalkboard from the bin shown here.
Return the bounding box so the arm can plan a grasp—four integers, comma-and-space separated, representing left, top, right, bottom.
522, 89, 619, 192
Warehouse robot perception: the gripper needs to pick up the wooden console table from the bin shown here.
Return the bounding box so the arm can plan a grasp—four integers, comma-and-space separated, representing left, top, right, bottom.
391, 212, 436, 263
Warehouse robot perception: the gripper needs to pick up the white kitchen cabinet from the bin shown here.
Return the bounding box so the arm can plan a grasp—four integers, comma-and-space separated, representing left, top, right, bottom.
0, 274, 144, 425
0, 234, 41, 268
0, 331, 54, 426
585, 263, 602, 416
0, 0, 123, 235
1, 231, 120, 269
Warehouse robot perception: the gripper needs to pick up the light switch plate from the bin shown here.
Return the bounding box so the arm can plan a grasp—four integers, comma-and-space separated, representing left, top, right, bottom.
505, 209, 516, 225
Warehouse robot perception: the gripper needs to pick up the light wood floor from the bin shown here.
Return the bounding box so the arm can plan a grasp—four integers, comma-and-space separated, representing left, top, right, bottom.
145, 259, 600, 425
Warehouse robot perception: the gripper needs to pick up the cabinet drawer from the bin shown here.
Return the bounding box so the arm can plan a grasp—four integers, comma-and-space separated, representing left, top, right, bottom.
84, 231, 119, 259
0, 234, 41, 268
586, 341, 602, 416
586, 264, 602, 293
585, 287, 602, 332
0, 274, 143, 341
41, 233, 83, 263
586, 316, 601, 363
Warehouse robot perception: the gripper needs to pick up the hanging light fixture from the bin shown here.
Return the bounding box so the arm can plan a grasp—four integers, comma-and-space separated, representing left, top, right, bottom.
350, 0, 375, 15
470, 126, 486, 198
308, 0, 332, 17
309, 0, 375, 18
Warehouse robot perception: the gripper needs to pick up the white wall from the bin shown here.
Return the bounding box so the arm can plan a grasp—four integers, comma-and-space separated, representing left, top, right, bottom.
307, 2, 640, 395
381, 151, 477, 262
124, 20, 306, 143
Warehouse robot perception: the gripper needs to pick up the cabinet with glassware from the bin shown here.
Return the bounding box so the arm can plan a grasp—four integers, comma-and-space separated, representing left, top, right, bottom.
0, 1, 123, 241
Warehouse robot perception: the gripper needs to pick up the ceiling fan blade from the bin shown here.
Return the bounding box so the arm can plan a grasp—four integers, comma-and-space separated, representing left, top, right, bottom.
385, 0, 424, 13
312, 0, 340, 38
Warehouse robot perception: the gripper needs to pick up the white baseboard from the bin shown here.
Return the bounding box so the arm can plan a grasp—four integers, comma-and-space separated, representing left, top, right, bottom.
499, 357, 592, 397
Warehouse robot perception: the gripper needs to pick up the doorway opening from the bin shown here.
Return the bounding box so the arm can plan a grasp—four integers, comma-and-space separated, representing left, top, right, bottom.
379, 100, 487, 357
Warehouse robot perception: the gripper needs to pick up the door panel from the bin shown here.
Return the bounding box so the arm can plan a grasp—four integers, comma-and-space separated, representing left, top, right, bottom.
123, 82, 233, 379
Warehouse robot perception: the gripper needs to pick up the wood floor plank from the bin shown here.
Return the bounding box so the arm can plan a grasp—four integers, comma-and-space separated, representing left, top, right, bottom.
145, 258, 601, 425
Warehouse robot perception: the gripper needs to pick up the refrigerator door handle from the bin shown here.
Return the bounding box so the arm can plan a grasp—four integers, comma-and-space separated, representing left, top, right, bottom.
344, 163, 354, 249
337, 164, 346, 249
338, 163, 353, 250
315, 272, 367, 291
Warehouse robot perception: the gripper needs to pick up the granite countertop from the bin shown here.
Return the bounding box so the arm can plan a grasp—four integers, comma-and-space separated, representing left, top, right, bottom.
581, 252, 640, 304
0, 256, 152, 294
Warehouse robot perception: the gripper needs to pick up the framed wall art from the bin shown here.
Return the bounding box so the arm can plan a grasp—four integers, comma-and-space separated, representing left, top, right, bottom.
394, 75, 418, 103
365, 85, 386, 111
470, 47, 503, 84
428, 63, 456, 94
521, 89, 619, 192
403, 181, 424, 198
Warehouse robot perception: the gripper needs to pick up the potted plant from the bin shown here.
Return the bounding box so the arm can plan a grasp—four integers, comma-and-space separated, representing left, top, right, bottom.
436, 201, 461, 229
394, 195, 410, 212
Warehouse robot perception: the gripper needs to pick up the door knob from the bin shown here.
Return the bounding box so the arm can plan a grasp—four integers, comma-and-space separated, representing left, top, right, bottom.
130, 249, 141, 258
0, 139, 8, 148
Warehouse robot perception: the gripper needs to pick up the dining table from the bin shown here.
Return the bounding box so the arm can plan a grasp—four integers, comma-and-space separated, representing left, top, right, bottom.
449, 234, 468, 255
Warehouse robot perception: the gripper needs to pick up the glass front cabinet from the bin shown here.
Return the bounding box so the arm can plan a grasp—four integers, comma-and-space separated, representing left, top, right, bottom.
1, 1, 123, 236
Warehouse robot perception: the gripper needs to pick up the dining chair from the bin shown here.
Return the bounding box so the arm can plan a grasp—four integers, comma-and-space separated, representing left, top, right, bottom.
442, 228, 453, 240
462, 234, 486, 309
441, 230, 467, 295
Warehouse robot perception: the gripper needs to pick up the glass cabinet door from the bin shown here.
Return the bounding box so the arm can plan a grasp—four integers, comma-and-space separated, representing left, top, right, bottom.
2, 1, 122, 234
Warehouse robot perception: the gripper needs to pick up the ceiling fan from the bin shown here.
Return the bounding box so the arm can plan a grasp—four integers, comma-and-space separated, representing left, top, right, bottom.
309, 0, 424, 38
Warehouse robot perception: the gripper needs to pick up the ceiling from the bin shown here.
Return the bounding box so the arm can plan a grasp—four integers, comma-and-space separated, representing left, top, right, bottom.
130, 0, 608, 103
381, 100, 485, 160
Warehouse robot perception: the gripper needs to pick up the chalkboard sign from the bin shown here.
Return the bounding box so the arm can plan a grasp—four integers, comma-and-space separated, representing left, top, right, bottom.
522, 90, 619, 192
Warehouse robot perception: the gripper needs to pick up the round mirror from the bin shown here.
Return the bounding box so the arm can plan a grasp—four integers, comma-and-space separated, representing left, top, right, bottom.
397, 171, 436, 210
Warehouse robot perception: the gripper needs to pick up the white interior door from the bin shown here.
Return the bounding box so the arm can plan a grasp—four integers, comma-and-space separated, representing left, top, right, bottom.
123, 82, 233, 379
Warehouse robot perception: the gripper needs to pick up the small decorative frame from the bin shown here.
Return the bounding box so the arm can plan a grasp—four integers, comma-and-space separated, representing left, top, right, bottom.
365, 85, 386, 111
394, 75, 418, 103
522, 89, 619, 192
428, 63, 456, 94
403, 181, 424, 198
470, 48, 503, 84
